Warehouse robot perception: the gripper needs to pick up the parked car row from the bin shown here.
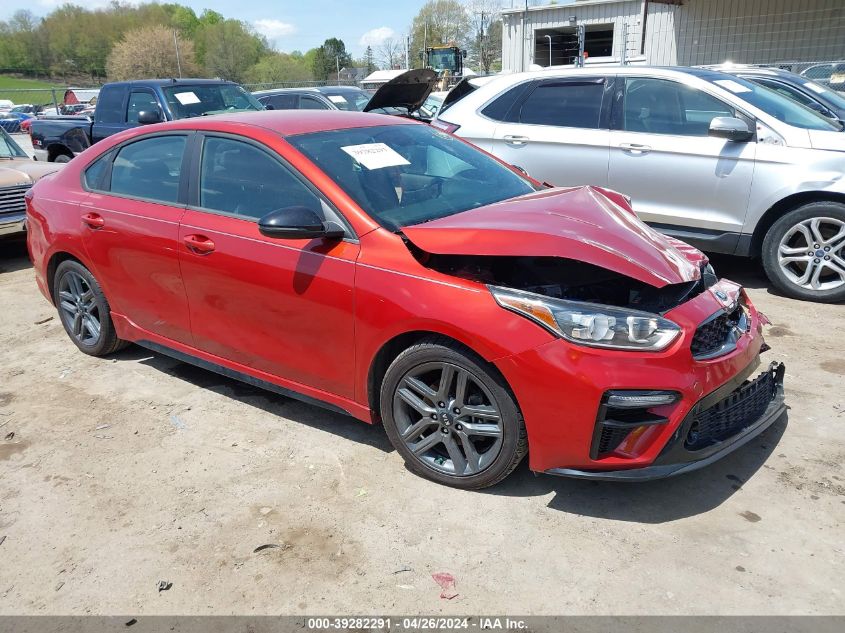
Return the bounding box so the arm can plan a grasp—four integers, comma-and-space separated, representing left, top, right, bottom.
434, 66, 845, 303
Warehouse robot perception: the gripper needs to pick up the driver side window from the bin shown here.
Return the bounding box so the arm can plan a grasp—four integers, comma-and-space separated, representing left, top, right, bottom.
199, 136, 322, 220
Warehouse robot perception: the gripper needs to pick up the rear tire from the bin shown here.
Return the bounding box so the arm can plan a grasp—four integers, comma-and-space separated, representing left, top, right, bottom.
53, 260, 128, 356
762, 202, 845, 303
379, 336, 527, 489
53, 153, 72, 164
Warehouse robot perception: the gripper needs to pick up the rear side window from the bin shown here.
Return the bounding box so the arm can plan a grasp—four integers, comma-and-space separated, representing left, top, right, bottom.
198, 136, 321, 220
110, 136, 186, 204
94, 86, 125, 124
480, 82, 532, 121
518, 81, 604, 128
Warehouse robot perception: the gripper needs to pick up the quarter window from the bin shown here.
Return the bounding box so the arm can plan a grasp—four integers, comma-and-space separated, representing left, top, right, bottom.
262, 94, 298, 109
109, 136, 186, 204
623, 78, 734, 136
199, 137, 322, 220
94, 85, 125, 124
83, 154, 110, 190
518, 81, 604, 128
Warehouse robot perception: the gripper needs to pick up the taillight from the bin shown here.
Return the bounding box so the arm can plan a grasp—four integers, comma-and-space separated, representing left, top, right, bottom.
431, 119, 460, 134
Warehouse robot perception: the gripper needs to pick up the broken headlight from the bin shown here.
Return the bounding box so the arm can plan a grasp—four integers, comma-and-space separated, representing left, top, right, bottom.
490, 286, 681, 351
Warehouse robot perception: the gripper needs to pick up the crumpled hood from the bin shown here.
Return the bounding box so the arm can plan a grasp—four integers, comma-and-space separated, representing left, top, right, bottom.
0, 159, 62, 186
807, 129, 845, 152
402, 186, 703, 288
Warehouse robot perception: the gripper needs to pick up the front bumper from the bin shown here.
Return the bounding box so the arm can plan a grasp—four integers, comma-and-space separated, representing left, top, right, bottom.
0, 213, 26, 236
546, 361, 786, 481
32, 148, 48, 162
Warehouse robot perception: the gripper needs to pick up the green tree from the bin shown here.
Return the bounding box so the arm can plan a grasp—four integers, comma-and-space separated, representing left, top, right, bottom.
410, 0, 470, 68
245, 52, 313, 84
310, 38, 352, 81
364, 46, 375, 74
106, 24, 198, 81
202, 20, 267, 82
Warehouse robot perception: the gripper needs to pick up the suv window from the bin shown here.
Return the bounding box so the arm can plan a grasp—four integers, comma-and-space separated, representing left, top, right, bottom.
623, 78, 734, 135
110, 136, 186, 204
199, 136, 321, 220
127, 90, 159, 123
262, 94, 298, 109
518, 81, 604, 128
300, 96, 329, 110
94, 85, 125, 124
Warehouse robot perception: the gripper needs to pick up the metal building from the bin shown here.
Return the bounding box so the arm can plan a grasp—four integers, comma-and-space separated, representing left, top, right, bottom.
501, 0, 845, 72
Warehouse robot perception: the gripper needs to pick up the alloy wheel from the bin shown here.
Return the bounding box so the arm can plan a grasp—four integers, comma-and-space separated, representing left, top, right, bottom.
392, 361, 504, 477
777, 216, 845, 291
57, 271, 101, 346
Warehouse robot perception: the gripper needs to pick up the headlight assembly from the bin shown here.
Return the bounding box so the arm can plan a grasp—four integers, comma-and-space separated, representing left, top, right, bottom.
490, 286, 681, 352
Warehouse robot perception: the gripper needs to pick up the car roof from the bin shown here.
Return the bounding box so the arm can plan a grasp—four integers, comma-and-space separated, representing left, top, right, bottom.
107, 78, 237, 88
146, 109, 413, 137
253, 85, 365, 96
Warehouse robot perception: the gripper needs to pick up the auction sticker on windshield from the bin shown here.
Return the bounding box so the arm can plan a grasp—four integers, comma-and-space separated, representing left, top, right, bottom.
341, 143, 410, 170
174, 91, 201, 105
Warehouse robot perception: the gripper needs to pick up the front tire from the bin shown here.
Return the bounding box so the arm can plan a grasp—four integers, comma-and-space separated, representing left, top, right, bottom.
53, 260, 128, 356
380, 336, 527, 489
762, 202, 845, 303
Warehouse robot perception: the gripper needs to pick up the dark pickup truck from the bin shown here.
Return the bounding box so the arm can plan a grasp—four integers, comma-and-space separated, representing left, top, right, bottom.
31, 78, 263, 163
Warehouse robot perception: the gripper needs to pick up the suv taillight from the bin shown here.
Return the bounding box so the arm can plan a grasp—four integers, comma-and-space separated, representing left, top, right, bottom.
431, 120, 460, 134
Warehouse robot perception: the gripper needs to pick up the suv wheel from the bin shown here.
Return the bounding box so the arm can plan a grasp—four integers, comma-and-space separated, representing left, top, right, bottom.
380, 336, 527, 489
53, 260, 128, 356
762, 202, 845, 303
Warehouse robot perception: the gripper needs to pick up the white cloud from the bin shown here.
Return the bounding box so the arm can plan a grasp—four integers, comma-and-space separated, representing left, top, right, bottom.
253, 19, 297, 40
359, 26, 396, 47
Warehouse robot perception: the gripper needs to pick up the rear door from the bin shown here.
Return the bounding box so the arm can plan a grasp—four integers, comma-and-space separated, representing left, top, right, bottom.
91, 84, 128, 144
489, 76, 612, 187
79, 133, 193, 344
607, 76, 756, 243
177, 133, 359, 399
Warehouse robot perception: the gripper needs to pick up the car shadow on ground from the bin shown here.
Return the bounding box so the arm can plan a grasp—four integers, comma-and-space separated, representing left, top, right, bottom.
487, 415, 787, 523
0, 238, 32, 274
114, 345, 395, 454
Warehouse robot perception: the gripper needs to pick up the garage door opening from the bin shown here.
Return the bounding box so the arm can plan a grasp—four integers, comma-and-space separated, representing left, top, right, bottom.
534, 24, 614, 67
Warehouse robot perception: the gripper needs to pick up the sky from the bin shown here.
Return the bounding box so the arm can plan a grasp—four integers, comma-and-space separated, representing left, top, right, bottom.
0, 0, 422, 58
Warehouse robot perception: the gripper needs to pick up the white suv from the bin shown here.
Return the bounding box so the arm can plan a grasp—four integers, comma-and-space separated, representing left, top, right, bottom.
434, 66, 845, 303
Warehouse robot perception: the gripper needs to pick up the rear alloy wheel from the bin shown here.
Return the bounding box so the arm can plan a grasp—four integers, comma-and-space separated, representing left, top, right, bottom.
763, 202, 845, 303
53, 260, 128, 356
380, 337, 527, 489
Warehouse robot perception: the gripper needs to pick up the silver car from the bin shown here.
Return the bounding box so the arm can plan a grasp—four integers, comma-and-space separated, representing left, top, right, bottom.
434, 67, 845, 303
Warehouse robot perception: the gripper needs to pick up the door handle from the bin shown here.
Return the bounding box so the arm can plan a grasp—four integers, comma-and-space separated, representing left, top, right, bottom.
619, 143, 652, 154
183, 234, 215, 254
503, 135, 530, 146
81, 212, 105, 229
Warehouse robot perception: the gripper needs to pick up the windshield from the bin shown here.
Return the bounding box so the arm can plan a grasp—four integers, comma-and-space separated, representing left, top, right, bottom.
705, 74, 840, 130
321, 90, 370, 112
0, 128, 27, 158
162, 84, 263, 118
428, 49, 459, 73
288, 124, 536, 230
799, 78, 845, 112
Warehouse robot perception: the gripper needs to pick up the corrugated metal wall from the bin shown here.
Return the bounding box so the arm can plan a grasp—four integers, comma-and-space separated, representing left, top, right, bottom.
501, 0, 845, 72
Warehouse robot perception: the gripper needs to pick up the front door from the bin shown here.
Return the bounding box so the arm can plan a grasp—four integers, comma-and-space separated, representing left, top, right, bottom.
607, 77, 756, 239
177, 134, 359, 400
490, 77, 612, 187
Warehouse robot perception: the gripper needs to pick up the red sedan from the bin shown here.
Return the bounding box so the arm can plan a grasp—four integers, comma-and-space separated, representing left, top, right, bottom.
25, 111, 786, 488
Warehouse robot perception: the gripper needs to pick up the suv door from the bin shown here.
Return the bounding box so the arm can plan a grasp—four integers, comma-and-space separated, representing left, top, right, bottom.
78, 133, 193, 344
489, 77, 612, 187
177, 133, 359, 399
126, 88, 162, 125
607, 76, 756, 250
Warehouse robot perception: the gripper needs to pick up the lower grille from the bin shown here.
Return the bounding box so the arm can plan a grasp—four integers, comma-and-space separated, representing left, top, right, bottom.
0, 184, 30, 217
691, 304, 747, 359
685, 370, 777, 451
597, 426, 631, 455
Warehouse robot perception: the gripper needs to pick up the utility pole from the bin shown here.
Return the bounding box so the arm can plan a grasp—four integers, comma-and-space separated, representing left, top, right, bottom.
336, 55, 340, 83
173, 30, 182, 78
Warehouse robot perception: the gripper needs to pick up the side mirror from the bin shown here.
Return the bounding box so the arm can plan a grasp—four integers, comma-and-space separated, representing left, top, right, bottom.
137, 109, 163, 125
258, 206, 345, 240
708, 116, 753, 142
264, 103, 275, 110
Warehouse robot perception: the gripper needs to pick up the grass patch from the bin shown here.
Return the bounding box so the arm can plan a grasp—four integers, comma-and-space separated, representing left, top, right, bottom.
0, 76, 64, 104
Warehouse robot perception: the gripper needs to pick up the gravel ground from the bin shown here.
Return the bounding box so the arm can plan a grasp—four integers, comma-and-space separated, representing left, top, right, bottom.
0, 133, 843, 615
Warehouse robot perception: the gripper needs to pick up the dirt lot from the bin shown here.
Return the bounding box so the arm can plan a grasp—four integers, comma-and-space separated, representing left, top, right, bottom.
0, 232, 843, 615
